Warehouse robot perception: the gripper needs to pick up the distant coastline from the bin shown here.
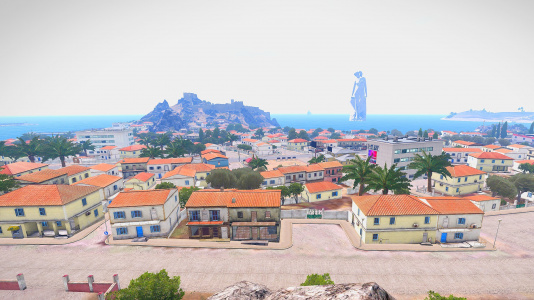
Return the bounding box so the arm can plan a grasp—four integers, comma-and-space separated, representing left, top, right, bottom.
443, 109, 534, 123
0, 123, 38, 127
441, 117, 534, 123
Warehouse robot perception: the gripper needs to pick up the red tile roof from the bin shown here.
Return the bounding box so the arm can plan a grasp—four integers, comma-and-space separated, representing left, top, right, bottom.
453, 140, 476, 146
305, 181, 342, 193
90, 163, 117, 172
515, 160, 534, 165
260, 170, 284, 179
0, 185, 101, 206
351, 195, 439, 216
277, 165, 307, 174
16, 169, 67, 183
508, 144, 528, 148
469, 152, 514, 160
483, 145, 502, 149
305, 164, 325, 172
146, 157, 193, 165
100, 146, 117, 150
317, 161, 343, 169
0, 162, 48, 175
424, 198, 484, 214
108, 189, 175, 208
119, 157, 150, 164
186, 189, 281, 208
494, 148, 513, 154
446, 165, 486, 177
73, 174, 122, 187
161, 163, 215, 179
462, 195, 500, 202
313, 136, 329, 140
337, 138, 367, 142
119, 145, 147, 151
243, 138, 259, 143
202, 153, 228, 161
60, 165, 90, 176
201, 149, 221, 155
442, 148, 483, 153
288, 138, 308, 143
129, 172, 155, 182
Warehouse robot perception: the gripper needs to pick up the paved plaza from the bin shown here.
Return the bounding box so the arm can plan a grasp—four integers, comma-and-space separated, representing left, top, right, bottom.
0, 212, 533, 299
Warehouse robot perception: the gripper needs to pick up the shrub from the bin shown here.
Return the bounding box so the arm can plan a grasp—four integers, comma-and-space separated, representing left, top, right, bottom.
301, 273, 334, 286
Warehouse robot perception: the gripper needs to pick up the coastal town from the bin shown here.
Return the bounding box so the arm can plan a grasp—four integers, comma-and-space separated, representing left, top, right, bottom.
1, 118, 534, 299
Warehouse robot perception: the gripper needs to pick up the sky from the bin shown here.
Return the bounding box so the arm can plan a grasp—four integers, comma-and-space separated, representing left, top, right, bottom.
1, 0, 534, 116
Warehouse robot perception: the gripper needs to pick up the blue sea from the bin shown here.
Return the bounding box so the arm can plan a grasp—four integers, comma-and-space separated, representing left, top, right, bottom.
0, 114, 492, 141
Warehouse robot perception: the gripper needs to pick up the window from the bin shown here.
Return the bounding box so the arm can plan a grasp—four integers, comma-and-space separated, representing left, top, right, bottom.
150, 225, 161, 232
175, 195, 178, 202
357, 208, 360, 216
492, 160, 496, 163
82, 198, 87, 206
209, 210, 220, 221
265, 211, 271, 218
457, 178, 461, 183
458, 218, 466, 224
316, 194, 322, 199
299, 174, 303, 178
113, 211, 126, 219
116, 228, 128, 235
464, 177, 467, 182
85, 173, 89, 178
185, 180, 190, 185
39, 208, 46, 216
501, 160, 505, 164
94, 209, 99, 217
268, 226, 277, 234
479, 175, 482, 180
0, 227, 2, 234
41, 221, 48, 227
15, 208, 24, 217
454, 232, 464, 239
131, 210, 142, 218
456, 188, 460, 192
481, 159, 485, 163
190, 210, 200, 221
56, 221, 62, 227
440, 175, 443, 179
332, 191, 338, 196
424, 216, 430, 224
372, 234, 379, 241
238, 211, 243, 218
492, 203, 497, 209
374, 218, 380, 225
389, 217, 396, 225
114, 185, 118, 191
262, 181, 267, 185
446, 187, 449, 192
270, 180, 275, 184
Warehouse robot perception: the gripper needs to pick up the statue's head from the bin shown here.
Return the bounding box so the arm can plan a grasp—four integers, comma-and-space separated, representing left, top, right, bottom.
354, 71, 362, 78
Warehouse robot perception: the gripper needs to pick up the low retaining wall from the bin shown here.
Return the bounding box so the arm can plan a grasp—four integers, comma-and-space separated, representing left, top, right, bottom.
281, 209, 350, 221
0, 274, 26, 291
64, 274, 120, 298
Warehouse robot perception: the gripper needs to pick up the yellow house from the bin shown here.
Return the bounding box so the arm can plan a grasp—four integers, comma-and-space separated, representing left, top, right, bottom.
125, 172, 156, 190
0, 162, 48, 177
0, 185, 104, 239
60, 165, 91, 184
15, 169, 68, 187
119, 144, 147, 158
302, 181, 342, 202
467, 152, 514, 172
351, 194, 439, 244
287, 138, 308, 151
432, 165, 486, 196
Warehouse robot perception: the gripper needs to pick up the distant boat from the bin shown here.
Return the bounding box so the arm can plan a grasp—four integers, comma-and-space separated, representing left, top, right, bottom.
307, 110, 311, 115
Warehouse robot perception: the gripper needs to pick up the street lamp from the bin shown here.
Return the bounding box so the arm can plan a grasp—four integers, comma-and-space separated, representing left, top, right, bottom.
493, 219, 502, 248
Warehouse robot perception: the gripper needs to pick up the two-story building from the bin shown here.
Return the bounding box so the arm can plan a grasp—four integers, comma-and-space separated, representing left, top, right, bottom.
432, 165, 487, 196
336, 138, 367, 149
147, 157, 193, 179
118, 145, 147, 159
74, 174, 124, 199
0, 185, 104, 238
351, 194, 439, 244
287, 139, 309, 151
277, 165, 307, 185
60, 165, 91, 184
450, 140, 482, 148
304, 164, 324, 183
0, 162, 48, 177
467, 152, 514, 172
89, 163, 120, 177
15, 169, 68, 187
253, 142, 273, 156
302, 181, 343, 202
317, 161, 343, 183
185, 189, 281, 241
442, 147, 483, 164
119, 157, 150, 178
161, 163, 216, 188
462, 194, 501, 212
202, 152, 229, 168
108, 189, 180, 239
124, 173, 156, 190
260, 170, 285, 188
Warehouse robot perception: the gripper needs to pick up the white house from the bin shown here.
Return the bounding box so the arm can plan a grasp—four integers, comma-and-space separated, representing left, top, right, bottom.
463, 194, 501, 213
254, 142, 273, 156
74, 174, 124, 199
90, 163, 121, 177
260, 170, 285, 188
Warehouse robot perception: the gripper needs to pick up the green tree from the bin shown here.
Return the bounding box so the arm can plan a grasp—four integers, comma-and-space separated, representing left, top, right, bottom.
368, 128, 378, 135
418, 128, 423, 137
266, 185, 291, 205
288, 182, 304, 203
367, 163, 412, 195
191, 143, 206, 157
179, 186, 200, 207
154, 133, 171, 151
308, 154, 325, 164
198, 128, 205, 142
41, 136, 81, 167
254, 128, 265, 139
491, 124, 496, 137
311, 128, 322, 138
0, 174, 19, 193
340, 156, 376, 196
287, 128, 297, 140
165, 140, 186, 158
432, 132, 439, 139
425, 290, 466, 300
79, 140, 95, 156
297, 130, 310, 140
237, 144, 252, 151
487, 175, 517, 199
206, 169, 237, 189
501, 121, 508, 138
484, 137, 496, 145
423, 130, 429, 138
140, 146, 163, 159
529, 121, 534, 134
327, 127, 335, 133
330, 132, 341, 139
228, 134, 239, 145
14, 137, 43, 163
248, 157, 268, 171
408, 151, 452, 192
155, 182, 176, 189
138, 132, 156, 146
235, 169, 264, 189
518, 163, 534, 174
301, 273, 334, 286
109, 269, 184, 300
18, 132, 40, 142
391, 129, 403, 136
509, 173, 534, 203
498, 138, 510, 146
496, 123, 501, 138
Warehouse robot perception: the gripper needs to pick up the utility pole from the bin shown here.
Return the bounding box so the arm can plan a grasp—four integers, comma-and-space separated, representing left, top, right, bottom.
493, 219, 502, 248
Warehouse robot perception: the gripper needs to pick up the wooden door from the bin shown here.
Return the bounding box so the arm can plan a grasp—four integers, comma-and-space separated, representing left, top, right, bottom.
251, 211, 257, 222
251, 228, 258, 240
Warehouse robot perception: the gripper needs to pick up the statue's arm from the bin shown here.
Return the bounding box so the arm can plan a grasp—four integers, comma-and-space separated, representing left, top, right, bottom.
352, 82, 357, 96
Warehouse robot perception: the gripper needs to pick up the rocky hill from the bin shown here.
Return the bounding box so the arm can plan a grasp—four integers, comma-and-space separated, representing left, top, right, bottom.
140, 93, 279, 132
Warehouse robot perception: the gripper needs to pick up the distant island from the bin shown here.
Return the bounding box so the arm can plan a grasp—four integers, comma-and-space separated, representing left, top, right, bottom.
444, 109, 534, 123
0, 123, 37, 127
139, 93, 280, 132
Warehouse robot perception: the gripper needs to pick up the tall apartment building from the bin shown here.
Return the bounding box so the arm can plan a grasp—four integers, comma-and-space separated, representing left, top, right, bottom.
75, 128, 135, 149
367, 137, 444, 179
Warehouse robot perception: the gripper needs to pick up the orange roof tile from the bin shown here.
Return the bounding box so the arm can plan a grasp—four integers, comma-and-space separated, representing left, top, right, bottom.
508, 144, 528, 148
469, 152, 513, 160
161, 163, 215, 179
268, 140, 280, 143
483, 145, 502, 149
60, 165, 90, 176
446, 165, 486, 177
202, 153, 228, 161
119, 157, 150, 164
305, 181, 342, 193
495, 148, 513, 154
108, 189, 175, 208
305, 164, 325, 172
201, 149, 221, 155
313, 136, 329, 140
336, 138, 367, 142
288, 138, 308, 143
186, 189, 281, 208
515, 160, 534, 165
100, 146, 117, 150
425, 198, 484, 214
277, 165, 307, 174
317, 161, 343, 169
243, 138, 259, 143
0, 162, 48, 175
146, 157, 193, 165
73, 174, 122, 188
453, 140, 476, 145
128, 172, 155, 182
260, 170, 284, 179
90, 163, 117, 172
351, 194, 439, 216
0, 185, 101, 206
255, 142, 269, 146
442, 148, 483, 152
321, 139, 338, 143
463, 195, 500, 202
119, 145, 147, 151
16, 169, 67, 183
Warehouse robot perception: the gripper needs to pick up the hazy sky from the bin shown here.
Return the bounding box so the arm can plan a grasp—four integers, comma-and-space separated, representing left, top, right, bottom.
1, 0, 534, 116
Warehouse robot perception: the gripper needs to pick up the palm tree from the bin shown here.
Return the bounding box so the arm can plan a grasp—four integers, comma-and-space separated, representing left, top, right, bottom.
140, 146, 163, 159
308, 154, 325, 164
408, 151, 452, 192
228, 134, 239, 146
154, 133, 171, 151
165, 140, 186, 158
248, 157, 268, 170
367, 163, 412, 195
340, 156, 376, 196
15, 137, 43, 163
41, 136, 81, 167
138, 132, 155, 146
79, 140, 95, 156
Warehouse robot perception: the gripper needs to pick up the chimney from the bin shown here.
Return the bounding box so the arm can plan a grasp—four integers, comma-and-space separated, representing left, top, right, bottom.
232, 198, 236, 203
220, 186, 224, 192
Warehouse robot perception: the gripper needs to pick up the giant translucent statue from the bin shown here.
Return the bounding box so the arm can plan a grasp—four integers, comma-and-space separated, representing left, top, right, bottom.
350, 71, 367, 121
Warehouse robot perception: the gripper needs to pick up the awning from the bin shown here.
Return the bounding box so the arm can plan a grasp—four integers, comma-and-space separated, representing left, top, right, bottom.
187, 221, 224, 226
111, 220, 160, 228
232, 222, 276, 227
439, 228, 472, 233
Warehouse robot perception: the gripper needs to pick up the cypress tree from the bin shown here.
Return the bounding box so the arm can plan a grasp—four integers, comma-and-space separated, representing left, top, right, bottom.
418, 128, 423, 137
496, 123, 501, 139
423, 130, 429, 138
491, 124, 496, 137
529, 121, 534, 134
501, 121, 508, 139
